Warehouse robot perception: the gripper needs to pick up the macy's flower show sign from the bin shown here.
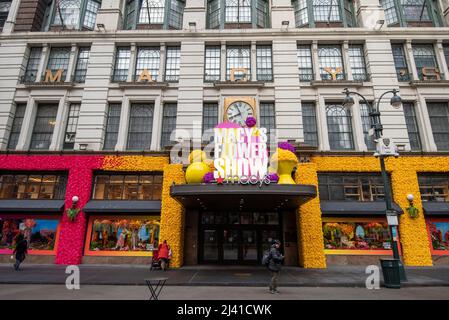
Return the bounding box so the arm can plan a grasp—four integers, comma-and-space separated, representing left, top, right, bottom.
213, 125, 269, 182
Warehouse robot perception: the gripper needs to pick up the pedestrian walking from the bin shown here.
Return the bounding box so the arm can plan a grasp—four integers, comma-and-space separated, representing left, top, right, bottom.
13, 234, 28, 271
264, 239, 284, 294
158, 240, 171, 271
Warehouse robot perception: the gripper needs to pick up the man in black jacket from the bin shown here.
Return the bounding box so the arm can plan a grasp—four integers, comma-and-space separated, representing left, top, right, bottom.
267, 239, 284, 294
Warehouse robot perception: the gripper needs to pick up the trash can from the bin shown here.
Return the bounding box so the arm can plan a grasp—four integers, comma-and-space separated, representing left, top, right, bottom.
380, 259, 401, 289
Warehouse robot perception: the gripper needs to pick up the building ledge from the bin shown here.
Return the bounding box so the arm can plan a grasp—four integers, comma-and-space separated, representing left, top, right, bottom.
22, 82, 75, 89
213, 81, 266, 88
116, 81, 169, 89
409, 80, 449, 87
310, 80, 365, 87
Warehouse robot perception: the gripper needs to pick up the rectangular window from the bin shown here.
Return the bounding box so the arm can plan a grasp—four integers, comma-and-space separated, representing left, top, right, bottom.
402, 0, 431, 22
83, 0, 100, 29
259, 102, 275, 143
427, 102, 449, 150
204, 46, 221, 82
103, 103, 121, 150
165, 47, 181, 82
226, 46, 251, 80
30, 104, 58, 150
323, 219, 391, 251
92, 173, 163, 200
202, 103, 219, 142
318, 173, 386, 201
53, 0, 81, 28
318, 45, 344, 80
293, 0, 309, 27
0, 0, 11, 29
139, 0, 165, 24
74, 47, 90, 83
23, 47, 42, 83
225, 0, 251, 23
326, 104, 354, 150
418, 174, 449, 202
360, 102, 376, 151
403, 102, 422, 151
297, 45, 313, 81
255, 0, 269, 27
207, 0, 221, 28
160, 103, 177, 149
113, 47, 131, 82
63, 103, 81, 150
127, 103, 154, 150
256, 45, 273, 81
302, 102, 318, 147
391, 43, 410, 81
444, 44, 449, 72
313, 0, 340, 22
428, 219, 449, 252
7, 103, 26, 150
412, 44, 440, 80
348, 45, 368, 81
135, 47, 160, 81
169, 0, 185, 29
0, 173, 67, 200
380, 0, 399, 25
46, 47, 71, 81
124, 0, 136, 29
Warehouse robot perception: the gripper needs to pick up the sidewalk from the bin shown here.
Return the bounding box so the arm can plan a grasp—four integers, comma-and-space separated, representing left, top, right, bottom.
1, 264, 449, 287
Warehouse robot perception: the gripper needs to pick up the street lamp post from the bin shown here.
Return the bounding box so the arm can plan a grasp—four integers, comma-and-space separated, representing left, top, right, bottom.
342, 88, 407, 281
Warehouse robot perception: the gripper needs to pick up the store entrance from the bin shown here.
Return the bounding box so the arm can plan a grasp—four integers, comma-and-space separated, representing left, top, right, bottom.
198, 211, 281, 264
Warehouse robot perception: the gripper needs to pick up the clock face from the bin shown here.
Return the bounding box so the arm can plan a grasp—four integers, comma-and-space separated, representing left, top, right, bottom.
226, 101, 254, 126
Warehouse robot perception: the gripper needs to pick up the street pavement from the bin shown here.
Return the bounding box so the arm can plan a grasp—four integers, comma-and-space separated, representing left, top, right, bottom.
0, 264, 449, 287
0, 284, 448, 300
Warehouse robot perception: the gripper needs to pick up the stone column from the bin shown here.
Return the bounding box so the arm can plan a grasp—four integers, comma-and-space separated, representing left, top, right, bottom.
355, 0, 385, 29
390, 166, 433, 266
159, 164, 186, 267
94, 0, 123, 31
295, 163, 326, 268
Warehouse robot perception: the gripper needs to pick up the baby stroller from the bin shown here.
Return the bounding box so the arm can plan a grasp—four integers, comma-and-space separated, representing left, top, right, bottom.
150, 249, 162, 271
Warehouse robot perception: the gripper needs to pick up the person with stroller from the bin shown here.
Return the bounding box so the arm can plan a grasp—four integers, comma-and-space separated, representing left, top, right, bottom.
158, 240, 171, 271
13, 234, 28, 271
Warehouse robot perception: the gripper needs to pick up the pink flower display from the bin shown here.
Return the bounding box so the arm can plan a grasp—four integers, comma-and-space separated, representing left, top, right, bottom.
245, 116, 257, 128
203, 172, 215, 183
278, 141, 296, 154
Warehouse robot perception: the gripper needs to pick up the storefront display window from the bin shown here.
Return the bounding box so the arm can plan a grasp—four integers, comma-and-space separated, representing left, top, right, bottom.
0, 173, 67, 199
323, 218, 392, 253
428, 220, 449, 252
85, 216, 160, 256
0, 217, 59, 253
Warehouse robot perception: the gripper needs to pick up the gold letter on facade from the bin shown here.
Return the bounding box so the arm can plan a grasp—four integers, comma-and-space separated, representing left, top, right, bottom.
44, 69, 63, 82
230, 68, 249, 82
323, 67, 342, 81
422, 67, 441, 80
137, 69, 154, 82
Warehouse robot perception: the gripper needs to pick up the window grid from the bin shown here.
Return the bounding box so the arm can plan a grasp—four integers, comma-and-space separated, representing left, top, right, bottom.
202, 103, 219, 142
443, 44, 449, 72
7, 104, 26, 150
418, 174, 449, 202
63, 103, 81, 150
392, 44, 411, 81
427, 102, 449, 151
207, 0, 221, 28
255, 0, 269, 27
0, 0, 11, 29
103, 103, 121, 150
83, 0, 100, 29
318, 45, 345, 80
259, 103, 275, 144
297, 45, 314, 81
302, 102, 318, 147
360, 102, 376, 151
30, 104, 58, 150
165, 47, 181, 82
53, 0, 82, 28
313, 0, 341, 22
204, 46, 221, 82
124, 0, 137, 29
256, 45, 273, 81
74, 47, 90, 83
294, 0, 309, 26
113, 47, 131, 82
23, 47, 42, 83
139, 0, 165, 24
412, 44, 440, 80
380, 0, 399, 25
403, 102, 422, 151
401, 0, 430, 22
225, 0, 251, 23
135, 47, 160, 81
169, 0, 185, 29
326, 104, 354, 150
160, 103, 177, 148
46, 47, 71, 81
0, 173, 67, 200
127, 103, 154, 150
348, 45, 368, 81
226, 46, 251, 80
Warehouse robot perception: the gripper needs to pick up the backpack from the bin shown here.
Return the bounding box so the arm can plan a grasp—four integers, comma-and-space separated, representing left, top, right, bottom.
261, 249, 271, 266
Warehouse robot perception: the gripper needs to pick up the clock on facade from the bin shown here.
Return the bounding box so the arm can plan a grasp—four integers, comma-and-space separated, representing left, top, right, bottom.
225, 101, 255, 126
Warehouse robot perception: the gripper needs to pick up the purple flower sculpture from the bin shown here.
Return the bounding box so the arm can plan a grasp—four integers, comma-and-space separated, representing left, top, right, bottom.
245, 116, 257, 128
267, 173, 279, 183
203, 172, 215, 183
278, 141, 296, 154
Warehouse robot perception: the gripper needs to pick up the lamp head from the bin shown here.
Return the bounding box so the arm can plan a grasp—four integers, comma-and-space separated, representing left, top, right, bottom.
342, 88, 355, 107
406, 194, 414, 202
72, 196, 79, 203
390, 90, 402, 109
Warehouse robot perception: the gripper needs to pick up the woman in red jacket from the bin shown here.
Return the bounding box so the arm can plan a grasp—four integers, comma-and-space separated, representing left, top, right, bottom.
158, 240, 171, 271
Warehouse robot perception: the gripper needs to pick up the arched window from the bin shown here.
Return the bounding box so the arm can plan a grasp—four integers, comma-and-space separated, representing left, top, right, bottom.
380, 0, 443, 27
206, 0, 269, 29
292, 0, 355, 28
46, 0, 101, 30
124, 0, 185, 29
326, 104, 354, 150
